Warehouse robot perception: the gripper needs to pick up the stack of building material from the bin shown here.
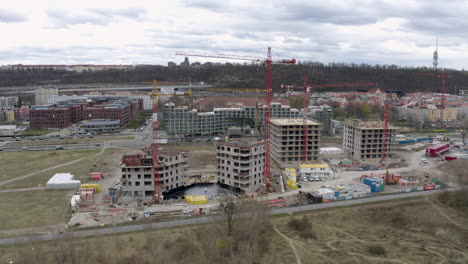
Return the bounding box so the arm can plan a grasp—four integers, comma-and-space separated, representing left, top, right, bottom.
80, 184, 102, 193
284, 168, 298, 189
399, 179, 420, 186
362, 178, 384, 192
46, 173, 81, 189
80, 190, 94, 202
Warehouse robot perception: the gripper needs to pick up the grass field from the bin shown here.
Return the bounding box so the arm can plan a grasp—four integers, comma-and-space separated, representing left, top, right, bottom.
0, 197, 466, 263
0, 149, 99, 184
0, 190, 71, 231
20, 129, 49, 136
0, 148, 119, 189
9, 136, 134, 146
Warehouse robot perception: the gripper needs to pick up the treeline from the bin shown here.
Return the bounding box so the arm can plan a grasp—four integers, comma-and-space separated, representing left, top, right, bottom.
1, 63, 467, 94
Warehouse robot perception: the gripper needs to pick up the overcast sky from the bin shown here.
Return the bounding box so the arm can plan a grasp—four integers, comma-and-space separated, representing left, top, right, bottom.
0, 0, 466, 69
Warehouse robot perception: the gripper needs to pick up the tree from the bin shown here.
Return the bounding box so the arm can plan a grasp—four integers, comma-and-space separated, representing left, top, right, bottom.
460, 118, 468, 145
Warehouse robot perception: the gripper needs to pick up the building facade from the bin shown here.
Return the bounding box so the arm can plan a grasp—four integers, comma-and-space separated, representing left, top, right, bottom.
29, 98, 143, 130
0, 96, 19, 108
80, 119, 121, 133
48, 94, 152, 110
163, 102, 300, 136
120, 150, 187, 198
34, 87, 58, 106
308, 105, 332, 135
343, 120, 397, 165
398, 105, 459, 123
216, 140, 265, 193
270, 118, 322, 166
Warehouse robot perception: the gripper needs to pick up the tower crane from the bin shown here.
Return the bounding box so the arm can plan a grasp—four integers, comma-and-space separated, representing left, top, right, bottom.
177, 48, 295, 192
142, 80, 192, 203
281, 79, 374, 163
415, 70, 451, 128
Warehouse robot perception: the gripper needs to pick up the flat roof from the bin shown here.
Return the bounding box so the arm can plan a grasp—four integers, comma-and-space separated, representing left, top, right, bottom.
300, 164, 330, 168
270, 118, 321, 126
344, 119, 397, 130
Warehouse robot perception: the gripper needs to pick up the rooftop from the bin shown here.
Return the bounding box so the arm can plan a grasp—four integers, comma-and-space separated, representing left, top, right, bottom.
270, 118, 321, 126
218, 139, 264, 149
345, 119, 397, 130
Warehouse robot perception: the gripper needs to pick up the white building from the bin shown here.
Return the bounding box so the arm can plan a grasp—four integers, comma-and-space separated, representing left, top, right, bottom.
35, 87, 58, 106
299, 163, 335, 179
0, 96, 19, 108
0, 125, 16, 136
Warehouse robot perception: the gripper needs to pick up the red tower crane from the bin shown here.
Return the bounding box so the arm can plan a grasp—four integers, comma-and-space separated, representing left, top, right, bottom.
381, 92, 390, 167
281, 79, 374, 163
176, 48, 295, 192
416, 70, 450, 128
143, 80, 192, 203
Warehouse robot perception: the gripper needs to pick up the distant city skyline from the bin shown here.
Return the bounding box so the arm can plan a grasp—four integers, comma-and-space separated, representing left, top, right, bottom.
0, 0, 466, 69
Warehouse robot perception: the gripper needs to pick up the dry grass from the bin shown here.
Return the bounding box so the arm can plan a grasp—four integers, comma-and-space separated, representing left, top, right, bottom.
0, 189, 71, 231
1, 197, 467, 263
0, 149, 99, 183
0, 148, 121, 189
9, 136, 134, 146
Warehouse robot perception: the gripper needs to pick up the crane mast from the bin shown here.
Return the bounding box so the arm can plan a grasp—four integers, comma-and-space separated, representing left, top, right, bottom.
176, 48, 295, 193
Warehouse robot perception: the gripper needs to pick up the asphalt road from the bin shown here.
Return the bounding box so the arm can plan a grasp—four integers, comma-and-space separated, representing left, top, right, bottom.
0, 187, 457, 246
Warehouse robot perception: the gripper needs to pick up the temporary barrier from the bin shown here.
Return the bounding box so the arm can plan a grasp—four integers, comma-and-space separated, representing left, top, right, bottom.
185, 195, 208, 205
424, 185, 436, 191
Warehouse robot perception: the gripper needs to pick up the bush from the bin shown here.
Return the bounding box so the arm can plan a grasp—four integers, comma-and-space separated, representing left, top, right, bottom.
367, 244, 386, 256
288, 216, 316, 239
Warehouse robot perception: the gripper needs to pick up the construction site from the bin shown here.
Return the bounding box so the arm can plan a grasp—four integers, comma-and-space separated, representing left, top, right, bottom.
54, 49, 467, 229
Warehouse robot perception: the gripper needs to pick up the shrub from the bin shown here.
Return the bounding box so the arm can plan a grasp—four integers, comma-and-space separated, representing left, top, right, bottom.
367, 244, 386, 256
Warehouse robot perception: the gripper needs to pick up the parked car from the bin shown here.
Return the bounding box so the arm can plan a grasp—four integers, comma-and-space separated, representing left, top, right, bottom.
421, 158, 428, 163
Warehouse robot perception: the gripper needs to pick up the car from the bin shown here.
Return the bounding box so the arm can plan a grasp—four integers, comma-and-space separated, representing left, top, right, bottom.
55, 145, 64, 150
313, 177, 320, 181
22, 147, 29, 151
421, 158, 428, 163
95, 144, 101, 146
303, 178, 308, 182
0, 148, 3, 151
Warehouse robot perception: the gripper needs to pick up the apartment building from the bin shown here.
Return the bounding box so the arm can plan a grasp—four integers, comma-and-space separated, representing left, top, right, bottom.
216, 140, 265, 193
120, 149, 187, 198
398, 105, 459, 123
308, 105, 332, 135
270, 118, 322, 166
343, 120, 397, 165
163, 102, 300, 136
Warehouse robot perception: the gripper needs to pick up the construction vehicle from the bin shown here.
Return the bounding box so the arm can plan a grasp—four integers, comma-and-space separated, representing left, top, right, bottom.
384, 169, 399, 185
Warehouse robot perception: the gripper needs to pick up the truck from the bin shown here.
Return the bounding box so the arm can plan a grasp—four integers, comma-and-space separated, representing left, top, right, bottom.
426, 144, 449, 158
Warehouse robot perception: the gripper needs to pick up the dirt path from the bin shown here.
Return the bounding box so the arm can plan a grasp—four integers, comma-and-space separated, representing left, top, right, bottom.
0, 144, 108, 187
0, 187, 46, 193
428, 198, 468, 231
273, 226, 302, 264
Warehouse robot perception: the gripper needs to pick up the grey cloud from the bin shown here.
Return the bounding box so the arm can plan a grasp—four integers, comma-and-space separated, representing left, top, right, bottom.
47, 7, 147, 27
0, 9, 26, 23
181, 0, 230, 12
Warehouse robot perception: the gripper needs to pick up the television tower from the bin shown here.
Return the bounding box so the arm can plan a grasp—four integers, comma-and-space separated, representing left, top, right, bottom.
433, 38, 438, 70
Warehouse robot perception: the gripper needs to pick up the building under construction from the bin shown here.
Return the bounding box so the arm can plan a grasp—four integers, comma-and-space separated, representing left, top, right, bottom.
270, 118, 322, 166
343, 120, 397, 165
120, 149, 187, 198
216, 139, 265, 193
